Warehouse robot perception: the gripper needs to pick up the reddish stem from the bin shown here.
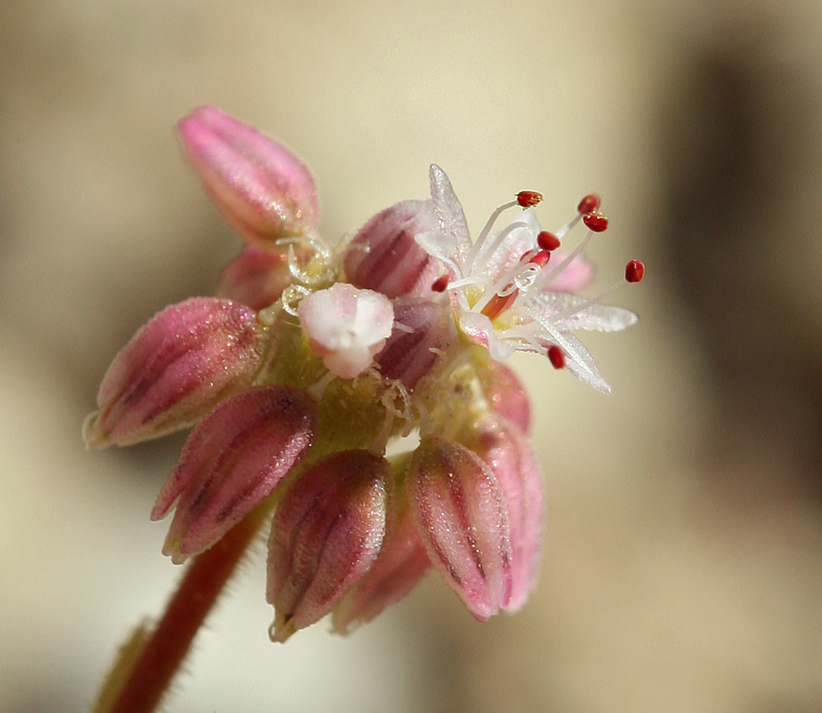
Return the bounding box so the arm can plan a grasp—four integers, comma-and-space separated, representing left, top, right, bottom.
102, 508, 264, 713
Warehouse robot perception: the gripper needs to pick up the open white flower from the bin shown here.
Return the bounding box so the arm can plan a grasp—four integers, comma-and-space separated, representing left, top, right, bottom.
298, 283, 394, 379
416, 164, 640, 393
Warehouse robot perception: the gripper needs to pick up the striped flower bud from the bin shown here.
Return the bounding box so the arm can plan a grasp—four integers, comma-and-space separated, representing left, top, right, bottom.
83, 298, 268, 449
460, 417, 543, 611
267, 450, 389, 642
152, 386, 315, 563
344, 200, 440, 299
406, 436, 513, 620
177, 106, 319, 245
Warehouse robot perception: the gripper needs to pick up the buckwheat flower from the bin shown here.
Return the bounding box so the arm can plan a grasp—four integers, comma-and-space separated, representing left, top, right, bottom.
417, 164, 641, 392
84, 106, 645, 713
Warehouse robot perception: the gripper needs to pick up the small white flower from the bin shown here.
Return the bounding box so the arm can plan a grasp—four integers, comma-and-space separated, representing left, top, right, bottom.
298, 283, 395, 379
416, 164, 640, 393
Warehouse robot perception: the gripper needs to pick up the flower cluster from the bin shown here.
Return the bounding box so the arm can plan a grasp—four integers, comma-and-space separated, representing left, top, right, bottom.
83, 106, 642, 642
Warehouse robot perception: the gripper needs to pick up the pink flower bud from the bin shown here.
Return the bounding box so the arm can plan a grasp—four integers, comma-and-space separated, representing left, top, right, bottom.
215, 246, 295, 311
298, 283, 394, 379
406, 437, 513, 620
460, 417, 543, 611
266, 450, 389, 642
177, 106, 319, 245
374, 298, 456, 389
478, 360, 532, 435
152, 386, 315, 563
83, 298, 268, 449
332, 501, 430, 634
344, 200, 441, 299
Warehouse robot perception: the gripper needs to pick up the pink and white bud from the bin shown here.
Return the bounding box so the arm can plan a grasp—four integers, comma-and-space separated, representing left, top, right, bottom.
152, 386, 315, 563
177, 106, 319, 245
478, 360, 532, 435
83, 298, 268, 449
332, 500, 430, 634
267, 450, 389, 642
460, 417, 544, 611
298, 283, 394, 379
374, 298, 456, 389
216, 246, 295, 311
406, 436, 513, 620
344, 200, 441, 299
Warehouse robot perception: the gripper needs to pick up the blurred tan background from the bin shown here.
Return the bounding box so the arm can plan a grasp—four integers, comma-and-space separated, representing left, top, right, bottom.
2, 0, 821, 711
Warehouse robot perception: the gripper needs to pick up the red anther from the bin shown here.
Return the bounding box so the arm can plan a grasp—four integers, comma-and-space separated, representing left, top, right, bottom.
577, 194, 601, 214
625, 260, 645, 283
547, 345, 565, 369
516, 191, 543, 208
431, 275, 450, 292
582, 212, 608, 232
537, 230, 561, 251
527, 250, 551, 268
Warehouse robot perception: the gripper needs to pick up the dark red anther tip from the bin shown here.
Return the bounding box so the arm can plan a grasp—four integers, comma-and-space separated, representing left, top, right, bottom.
577, 194, 601, 214
548, 345, 565, 369
582, 212, 608, 232
537, 230, 561, 251
625, 260, 645, 283
516, 191, 543, 208
528, 250, 551, 268
431, 275, 450, 292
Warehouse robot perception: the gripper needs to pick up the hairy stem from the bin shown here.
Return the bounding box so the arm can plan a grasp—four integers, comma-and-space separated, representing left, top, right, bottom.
93, 505, 269, 713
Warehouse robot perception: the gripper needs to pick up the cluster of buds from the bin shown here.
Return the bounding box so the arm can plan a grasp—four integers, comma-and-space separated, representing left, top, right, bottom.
83, 106, 642, 641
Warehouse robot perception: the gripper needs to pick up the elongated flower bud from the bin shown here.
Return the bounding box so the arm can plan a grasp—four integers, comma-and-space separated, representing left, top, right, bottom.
216, 246, 295, 311
406, 436, 513, 620
344, 200, 441, 299
267, 450, 389, 642
477, 359, 532, 435
460, 417, 543, 611
83, 298, 268, 449
177, 106, 319, 245
332, 500, 430, 634
152, 386, 315, 563
374, 298, 455, 389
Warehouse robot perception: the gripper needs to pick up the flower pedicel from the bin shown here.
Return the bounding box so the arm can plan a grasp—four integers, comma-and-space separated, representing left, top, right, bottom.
84, 106, 642, 708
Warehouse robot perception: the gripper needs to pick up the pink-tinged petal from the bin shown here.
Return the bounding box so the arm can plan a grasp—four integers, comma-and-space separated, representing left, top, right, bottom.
267, 450, 388, 642
458, 311, 516, 361
477, 360, 532, 435
177, 106, 318, 245
544, 251, 595, 292
298, 284, 394, 379
83, 298, 268, 449
152, 385, 315, 563
332, 500, 430, 634
216, 246, 294, 311
460, 417, 544, 611
406, 436, 513, 620
344, 200, 441, 299
375, 298, 456, 389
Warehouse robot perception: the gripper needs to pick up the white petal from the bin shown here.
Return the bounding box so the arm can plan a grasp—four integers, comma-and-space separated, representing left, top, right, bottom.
531, 316, 611, 393
526, 292, 638, 332
428, 164, 472, 263
458, 311, 517, 360
415, 230, 463, 279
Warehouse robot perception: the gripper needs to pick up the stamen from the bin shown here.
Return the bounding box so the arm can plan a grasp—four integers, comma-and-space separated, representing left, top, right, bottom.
432, 275, 450, 292
625, 260, 645, 283
465, 200, 519, 274
582, 212, 608, 232
547, 346, 565, 369
537, 231, 561, 251
577, 194, 601, 214
516, 191, 543, 208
